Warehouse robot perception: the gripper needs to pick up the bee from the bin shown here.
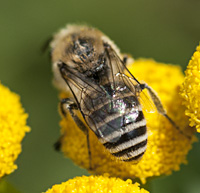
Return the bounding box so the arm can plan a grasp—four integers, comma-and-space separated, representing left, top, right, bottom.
49, 24, 179, 165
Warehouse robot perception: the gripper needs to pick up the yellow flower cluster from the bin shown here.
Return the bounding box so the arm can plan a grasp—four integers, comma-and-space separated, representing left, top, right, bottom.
0, 83, 30, 178
45, 175, 149, 193
180, 44, 200, 132
58, 59, 196, 184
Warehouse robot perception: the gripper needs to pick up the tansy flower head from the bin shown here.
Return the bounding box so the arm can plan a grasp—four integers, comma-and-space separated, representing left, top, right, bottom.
0, 83, 30, 178
44, 175, 149, 193
180, 44, 200, 132
58, 59, 196, 183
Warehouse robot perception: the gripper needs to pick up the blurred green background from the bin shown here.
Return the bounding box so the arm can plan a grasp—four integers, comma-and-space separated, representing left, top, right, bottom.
0, 0, 200, 193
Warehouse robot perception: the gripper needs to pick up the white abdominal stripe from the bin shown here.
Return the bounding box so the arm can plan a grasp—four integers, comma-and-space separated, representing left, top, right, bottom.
112, 139, 147, 159
120, 145, 147, 162
101, 119, 148, 161
108, 133, 148, 154
99, 119, 146, 144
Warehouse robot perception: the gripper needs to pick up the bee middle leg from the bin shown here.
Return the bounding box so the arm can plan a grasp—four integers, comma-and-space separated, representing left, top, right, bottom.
58, 98, 93, 169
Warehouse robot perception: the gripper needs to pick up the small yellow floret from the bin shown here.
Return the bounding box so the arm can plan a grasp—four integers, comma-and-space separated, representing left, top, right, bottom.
0, 83, 30, 178
180, 44, 200, 132
58, 59, 196, 183
45, 175, 149, 193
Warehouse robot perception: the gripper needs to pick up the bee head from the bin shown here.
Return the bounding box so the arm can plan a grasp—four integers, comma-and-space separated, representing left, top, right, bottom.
68, 30, 108, 79
51, 25, 120, 83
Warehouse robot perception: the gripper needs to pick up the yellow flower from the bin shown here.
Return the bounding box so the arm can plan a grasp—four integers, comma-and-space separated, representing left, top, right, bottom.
58, 59, 196, 183
44, 175, 149, 193
0, 83, 30, 178
180, 44, 200, 132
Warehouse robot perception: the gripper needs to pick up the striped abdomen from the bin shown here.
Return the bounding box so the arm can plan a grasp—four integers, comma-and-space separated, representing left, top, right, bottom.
87, 95, 147, 162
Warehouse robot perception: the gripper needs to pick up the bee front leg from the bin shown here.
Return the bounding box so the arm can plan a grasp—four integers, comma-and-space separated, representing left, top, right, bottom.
56, 98, 93, 170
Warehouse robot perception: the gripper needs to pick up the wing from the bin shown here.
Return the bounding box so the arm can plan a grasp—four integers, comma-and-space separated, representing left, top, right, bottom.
58, 61, 104, 111
104, 45, 155, 114
85, 46, 152, 144
58, 62, 107, 135
58, 47, 154, 144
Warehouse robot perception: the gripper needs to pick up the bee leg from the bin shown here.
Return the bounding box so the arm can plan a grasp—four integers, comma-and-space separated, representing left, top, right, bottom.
140, 83, 167, 115
140, 83, 190, 138
122, 54, 134, 66
59, 98, 93, 170
122, 55, 128, 65
54, 137, 62, 151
